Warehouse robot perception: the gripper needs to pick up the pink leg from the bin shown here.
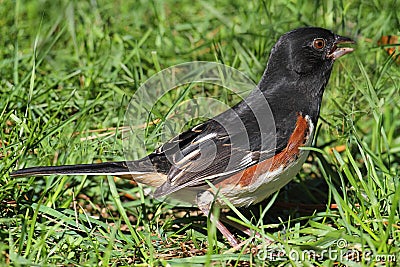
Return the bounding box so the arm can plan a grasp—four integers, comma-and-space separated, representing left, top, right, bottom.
196, 191, 240, 247
198, 204, 240, 247
219, 215, 261, 238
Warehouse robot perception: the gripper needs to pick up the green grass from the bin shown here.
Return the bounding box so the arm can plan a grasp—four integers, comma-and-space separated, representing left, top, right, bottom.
1, 0, 399, 266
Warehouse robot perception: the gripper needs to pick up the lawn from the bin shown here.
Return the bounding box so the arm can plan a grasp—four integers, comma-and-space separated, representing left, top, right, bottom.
1, 0, 399, 266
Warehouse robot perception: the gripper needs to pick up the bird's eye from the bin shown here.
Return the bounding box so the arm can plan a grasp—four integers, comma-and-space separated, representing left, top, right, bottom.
313, 38, 326, 50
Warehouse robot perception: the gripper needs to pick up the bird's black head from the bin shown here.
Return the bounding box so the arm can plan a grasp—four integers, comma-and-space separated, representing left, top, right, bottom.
266, 27, 355, 76
257, 27, 355, 126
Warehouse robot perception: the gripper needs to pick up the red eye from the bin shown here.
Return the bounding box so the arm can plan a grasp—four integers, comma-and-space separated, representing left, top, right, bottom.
313, 38, 326, 50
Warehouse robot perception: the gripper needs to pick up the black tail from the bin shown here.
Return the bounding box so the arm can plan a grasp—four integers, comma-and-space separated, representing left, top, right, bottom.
10, 160, 154, 177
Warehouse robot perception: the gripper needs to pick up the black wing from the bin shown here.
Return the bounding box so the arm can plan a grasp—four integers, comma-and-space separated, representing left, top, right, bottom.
152, 95, 287, 197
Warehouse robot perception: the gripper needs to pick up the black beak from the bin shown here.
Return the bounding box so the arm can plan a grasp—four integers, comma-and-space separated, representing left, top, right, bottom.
328, 35, 356, 60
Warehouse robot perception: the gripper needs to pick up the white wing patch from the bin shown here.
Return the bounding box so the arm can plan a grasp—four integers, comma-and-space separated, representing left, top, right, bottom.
239, 153, 254, 167
175, 149, 201, 166
191, 132, 217, 145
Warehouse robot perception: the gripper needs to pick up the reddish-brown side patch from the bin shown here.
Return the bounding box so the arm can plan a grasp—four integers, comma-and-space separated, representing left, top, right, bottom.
216, 114, 310, 188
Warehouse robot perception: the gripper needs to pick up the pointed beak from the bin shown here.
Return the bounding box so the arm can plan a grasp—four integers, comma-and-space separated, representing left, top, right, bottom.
328, 35, 356, 60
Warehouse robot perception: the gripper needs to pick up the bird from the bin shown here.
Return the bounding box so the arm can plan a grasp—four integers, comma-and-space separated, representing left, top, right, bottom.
11, 27, 355, 247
